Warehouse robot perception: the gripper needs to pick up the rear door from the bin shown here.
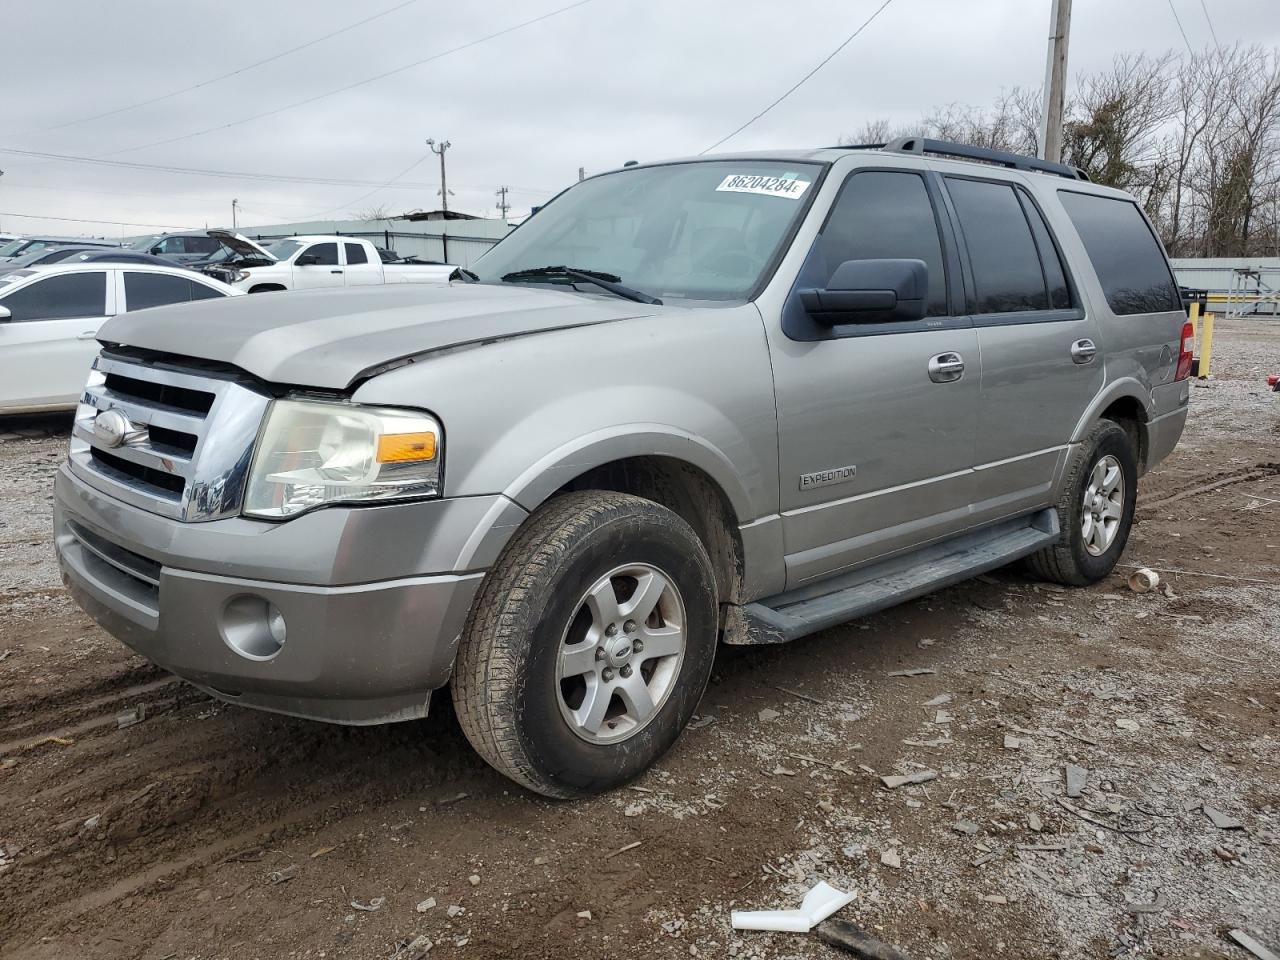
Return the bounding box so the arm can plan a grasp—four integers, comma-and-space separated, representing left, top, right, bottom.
0, 271, 112, 411
121, 270, 231, 311
292, 242, 345, 290
342, 242, 382, 286
767, 168, 980, 586
940, 174, 1103, 520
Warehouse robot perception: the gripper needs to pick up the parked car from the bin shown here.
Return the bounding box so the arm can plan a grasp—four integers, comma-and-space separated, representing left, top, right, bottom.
126, 232, 224, 264
54, 138, 1189, 798
0, 263, 242, 414
0, 246, 110, 274
68, 250, 191, 268
200, 232, 455, 292
377, 246, 447, 266
0, 235, 118, 262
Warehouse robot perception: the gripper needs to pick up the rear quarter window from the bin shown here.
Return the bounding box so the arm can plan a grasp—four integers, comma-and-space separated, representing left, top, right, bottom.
1058, 191, 1180, 315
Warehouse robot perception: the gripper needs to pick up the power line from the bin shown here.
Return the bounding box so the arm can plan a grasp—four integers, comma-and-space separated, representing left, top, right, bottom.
98, 0, 602, 158
1197, 0, 1221, 49
34, 0, 424, 134
1165, 0, 1196, 56
0, 146, 446, 189
0, 210, 191, 229
298, 153, 434, 221
699, 0, 898, 155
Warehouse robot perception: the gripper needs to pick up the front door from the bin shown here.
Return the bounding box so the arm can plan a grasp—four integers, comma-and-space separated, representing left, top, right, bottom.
0, 270, 112, 411
292, 242, 346, 290
767, 169, 980, 587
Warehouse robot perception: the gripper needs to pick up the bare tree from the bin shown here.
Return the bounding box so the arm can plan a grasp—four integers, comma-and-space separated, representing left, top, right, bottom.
353, 204, 395, 221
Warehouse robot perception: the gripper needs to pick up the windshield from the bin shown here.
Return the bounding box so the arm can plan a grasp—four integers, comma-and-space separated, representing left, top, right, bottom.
0, 239, 28, 257
262, 239, 301, 261
472, 160, 822, 301
127, 235, 161, 251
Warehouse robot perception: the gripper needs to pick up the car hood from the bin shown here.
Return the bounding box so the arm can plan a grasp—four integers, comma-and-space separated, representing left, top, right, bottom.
98, 282, 659, 389
207, 229, 277, 262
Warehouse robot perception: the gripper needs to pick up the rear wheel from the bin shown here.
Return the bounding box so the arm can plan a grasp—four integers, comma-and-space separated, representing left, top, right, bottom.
451, 491, 718, 798
1026, 419, 1138, 586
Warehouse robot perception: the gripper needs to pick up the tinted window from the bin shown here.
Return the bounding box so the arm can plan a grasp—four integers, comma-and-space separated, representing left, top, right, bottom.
816, 171, 948, 316
0, 272, 106, 321
946, 178, 1047, 314
305, 243, 339, 265
1019, 193, 1072, 309
183, 236, 221, 255
1058, 191, 1180, 315
344, 242, 369, 265
189, 280, 224, 301
125, 272, 226, 310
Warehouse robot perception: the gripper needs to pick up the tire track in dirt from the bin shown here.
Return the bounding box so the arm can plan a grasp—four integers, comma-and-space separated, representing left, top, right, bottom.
1137, 460, 1280, 509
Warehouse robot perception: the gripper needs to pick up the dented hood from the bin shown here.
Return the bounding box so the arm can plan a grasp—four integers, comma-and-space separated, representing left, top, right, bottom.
98, 283, 656, 389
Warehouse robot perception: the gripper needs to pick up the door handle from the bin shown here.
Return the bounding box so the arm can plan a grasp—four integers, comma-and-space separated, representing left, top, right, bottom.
927, 352, 965, 383
331, 269, 344, 274
1071, 338, 1097, 363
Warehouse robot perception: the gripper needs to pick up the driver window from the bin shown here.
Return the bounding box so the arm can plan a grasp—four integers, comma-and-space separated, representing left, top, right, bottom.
305, 243, 339, 265
816, 171, 949, 316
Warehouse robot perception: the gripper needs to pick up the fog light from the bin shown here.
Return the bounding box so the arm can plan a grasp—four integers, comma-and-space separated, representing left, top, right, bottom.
221, 596, 287, 661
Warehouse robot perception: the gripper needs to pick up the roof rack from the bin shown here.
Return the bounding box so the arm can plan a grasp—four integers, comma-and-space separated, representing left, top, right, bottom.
839, 137, 1090, 182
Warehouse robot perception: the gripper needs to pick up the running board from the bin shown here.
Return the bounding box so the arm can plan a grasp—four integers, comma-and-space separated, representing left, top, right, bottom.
739, 509, 1059, 645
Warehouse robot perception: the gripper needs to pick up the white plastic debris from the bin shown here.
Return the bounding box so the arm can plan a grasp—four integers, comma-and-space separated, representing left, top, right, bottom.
730, 881, 856, 933
1127, 568, 1160, 593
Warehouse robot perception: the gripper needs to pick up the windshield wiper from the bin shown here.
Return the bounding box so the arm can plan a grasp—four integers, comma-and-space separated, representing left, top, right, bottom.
500, 265, 662, 305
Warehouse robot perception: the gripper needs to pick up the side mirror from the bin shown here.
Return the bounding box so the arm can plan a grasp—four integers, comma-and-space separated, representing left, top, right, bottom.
0, 305, 10, 322
801, 259, 929, 325
295, 253, 318, 266
150, 247, 163, 256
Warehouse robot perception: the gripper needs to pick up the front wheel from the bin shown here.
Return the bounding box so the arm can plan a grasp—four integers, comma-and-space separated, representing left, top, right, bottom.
1026, 419, 1138, 586
451, 491, 718, 798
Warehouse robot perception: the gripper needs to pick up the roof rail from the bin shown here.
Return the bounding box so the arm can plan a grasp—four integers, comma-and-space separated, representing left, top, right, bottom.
840, 137, 1089, 181
886, 137, 1089, 181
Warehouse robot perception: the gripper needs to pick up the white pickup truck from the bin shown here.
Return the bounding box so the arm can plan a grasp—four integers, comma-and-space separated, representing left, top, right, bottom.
202, 232, 455, 293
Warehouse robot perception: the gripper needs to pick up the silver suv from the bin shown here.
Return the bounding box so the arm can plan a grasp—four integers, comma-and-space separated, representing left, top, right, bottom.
54, 138, 1191, 798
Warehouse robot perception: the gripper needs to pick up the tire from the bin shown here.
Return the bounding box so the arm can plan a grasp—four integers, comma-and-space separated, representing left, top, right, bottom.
1026, 419, 1138, 586
451, 491, 718, 798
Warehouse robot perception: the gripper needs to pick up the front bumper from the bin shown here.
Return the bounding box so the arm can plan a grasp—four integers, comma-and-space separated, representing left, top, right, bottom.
54, 465, 526, 724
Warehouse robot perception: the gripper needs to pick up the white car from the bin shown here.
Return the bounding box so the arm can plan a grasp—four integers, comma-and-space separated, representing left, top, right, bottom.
203, 232, 455, 293
0, 263, 242, 414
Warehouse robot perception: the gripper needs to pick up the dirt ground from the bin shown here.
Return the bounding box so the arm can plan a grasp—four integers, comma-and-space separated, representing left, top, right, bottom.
1, 318, 1277, 960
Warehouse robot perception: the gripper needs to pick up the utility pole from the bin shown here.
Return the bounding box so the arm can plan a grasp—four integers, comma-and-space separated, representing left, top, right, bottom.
495, 186, 511, 220
426, 138, 452, 213
1038, 0, 1072, 164
578, 166, 585, 182
231, 198, 239, 230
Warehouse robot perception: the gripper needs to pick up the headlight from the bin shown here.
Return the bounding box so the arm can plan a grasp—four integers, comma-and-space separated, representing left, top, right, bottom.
242, 399, 442, 519
230, 270, 251, 282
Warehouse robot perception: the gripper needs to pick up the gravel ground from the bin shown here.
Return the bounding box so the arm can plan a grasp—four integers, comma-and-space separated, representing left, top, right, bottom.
0, 319, 1277, 960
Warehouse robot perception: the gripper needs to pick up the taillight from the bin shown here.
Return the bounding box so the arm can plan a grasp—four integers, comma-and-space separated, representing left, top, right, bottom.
1175, 321, 1195, 381
1268, 375, 1279, 388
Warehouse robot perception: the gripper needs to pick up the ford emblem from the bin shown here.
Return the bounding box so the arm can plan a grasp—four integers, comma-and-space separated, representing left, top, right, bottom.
93, 409, 132, 449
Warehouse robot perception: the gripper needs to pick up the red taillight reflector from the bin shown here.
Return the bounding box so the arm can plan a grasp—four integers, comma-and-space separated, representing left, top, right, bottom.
1175, 321, 1195, 381
1268, 375, 1279, 388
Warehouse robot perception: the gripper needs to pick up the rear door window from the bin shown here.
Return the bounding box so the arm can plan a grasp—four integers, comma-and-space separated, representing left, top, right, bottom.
1058, 191, 1180, 315
344, 242, 369, 265
125, 271, 197, 310
815, 170, 949, 316
0, 272, 107, 321
945, 178, 1048, 314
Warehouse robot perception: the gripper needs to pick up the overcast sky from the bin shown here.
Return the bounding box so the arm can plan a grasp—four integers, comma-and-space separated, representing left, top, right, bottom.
2, 0, 1276, 238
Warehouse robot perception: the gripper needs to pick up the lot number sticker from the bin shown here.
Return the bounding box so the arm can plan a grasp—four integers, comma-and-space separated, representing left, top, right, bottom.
715, 174, 811, 199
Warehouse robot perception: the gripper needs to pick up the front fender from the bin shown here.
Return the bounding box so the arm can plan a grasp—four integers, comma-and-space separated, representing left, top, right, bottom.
503, 423, 756, 519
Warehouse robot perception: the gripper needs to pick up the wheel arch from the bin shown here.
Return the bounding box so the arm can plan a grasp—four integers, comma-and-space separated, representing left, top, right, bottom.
1072, 379, 1152, 473
503, 430, 751, 607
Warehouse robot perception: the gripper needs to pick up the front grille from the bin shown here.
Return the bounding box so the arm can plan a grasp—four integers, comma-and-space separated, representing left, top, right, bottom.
68, 353, 273, 522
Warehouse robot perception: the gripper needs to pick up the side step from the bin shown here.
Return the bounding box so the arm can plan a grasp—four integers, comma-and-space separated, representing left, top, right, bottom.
739, 509, 1059, 645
